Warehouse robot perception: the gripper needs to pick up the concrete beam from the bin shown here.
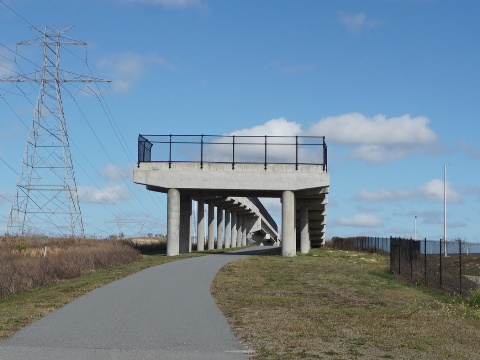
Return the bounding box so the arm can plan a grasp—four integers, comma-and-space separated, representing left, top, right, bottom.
135, 163, 329, 194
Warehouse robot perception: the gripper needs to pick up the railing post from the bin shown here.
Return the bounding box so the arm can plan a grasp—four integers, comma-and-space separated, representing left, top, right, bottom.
232, 135, 235, 170
137, 135, 142, 167
264, 135, 267, 170
169, 134, 172, 169
323, 137, 327, 171
200, 134, 204, 169
295, 135, 298, 171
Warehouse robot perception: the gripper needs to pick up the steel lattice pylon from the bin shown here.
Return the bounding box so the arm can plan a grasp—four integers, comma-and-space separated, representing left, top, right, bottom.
1, 26, 109, 237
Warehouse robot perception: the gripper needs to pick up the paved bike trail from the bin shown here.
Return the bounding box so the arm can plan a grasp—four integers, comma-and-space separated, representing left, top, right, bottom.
0, 246, 272, 360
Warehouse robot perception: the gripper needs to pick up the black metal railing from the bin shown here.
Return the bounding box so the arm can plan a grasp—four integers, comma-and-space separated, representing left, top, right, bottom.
137, 134, 327, 171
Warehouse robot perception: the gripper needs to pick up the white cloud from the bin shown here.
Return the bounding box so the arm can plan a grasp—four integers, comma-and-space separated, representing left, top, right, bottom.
458, 140, 480, 160
353, 179, 462, 203
117, 0, 206, 9
353, 188, 414, 202
78, 184, 129, 204
205, 118, 304, 163
100, 164, 133, 181
416, 179, 463, 203
230, 118, 302, 137
97, 53, 175, 93
335, 213, 383, 228
339, 12, 379, 33
308, 113, 440, 163
212, 113, 439, 165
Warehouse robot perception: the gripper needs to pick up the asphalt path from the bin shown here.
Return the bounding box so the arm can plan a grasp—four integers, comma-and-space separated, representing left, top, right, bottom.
0, 246, 275, 360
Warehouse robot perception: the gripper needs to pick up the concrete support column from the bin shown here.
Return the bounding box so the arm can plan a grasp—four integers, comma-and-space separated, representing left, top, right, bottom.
179, 193, 192, 254
224, 209, 231, 248
167, 188, 180, 256
196, 200, 205, 251
237, 215, 243, 247
217, 207, 224, 250
300, 207, 310, 254
207, 203, 215, 250
231, 210, 237, 247
282, 190, 296, 257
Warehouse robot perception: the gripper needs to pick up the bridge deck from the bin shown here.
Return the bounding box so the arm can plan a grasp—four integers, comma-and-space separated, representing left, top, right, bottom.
134, 135, 329, 256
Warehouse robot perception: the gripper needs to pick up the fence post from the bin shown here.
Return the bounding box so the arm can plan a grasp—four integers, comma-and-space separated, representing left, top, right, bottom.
459, 240, 462, 297
409, 238, 413, 279
439, 239, 442, 287
398, 238, 401, 275
424, 238, 427, 287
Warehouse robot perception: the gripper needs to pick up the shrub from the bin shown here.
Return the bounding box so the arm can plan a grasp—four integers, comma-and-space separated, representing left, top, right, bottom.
0, 237, 141, 298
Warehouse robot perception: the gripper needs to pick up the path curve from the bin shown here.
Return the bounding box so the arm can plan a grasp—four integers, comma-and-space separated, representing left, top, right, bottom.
0, 246, 273, 360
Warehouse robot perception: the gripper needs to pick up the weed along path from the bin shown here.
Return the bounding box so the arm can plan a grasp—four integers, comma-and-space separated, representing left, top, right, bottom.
0, 246, 272, 360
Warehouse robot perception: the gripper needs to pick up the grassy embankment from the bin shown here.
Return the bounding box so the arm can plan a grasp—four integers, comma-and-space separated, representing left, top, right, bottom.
212, 247, 480, 360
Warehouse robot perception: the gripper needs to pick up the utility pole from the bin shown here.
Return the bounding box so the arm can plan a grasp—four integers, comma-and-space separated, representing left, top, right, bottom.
1, 26, 109, 237
444, 163, 448, 257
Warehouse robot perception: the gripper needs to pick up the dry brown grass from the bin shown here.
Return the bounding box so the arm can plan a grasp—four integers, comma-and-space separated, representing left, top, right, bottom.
0, 236, 141, 298
211, 248, 480, 360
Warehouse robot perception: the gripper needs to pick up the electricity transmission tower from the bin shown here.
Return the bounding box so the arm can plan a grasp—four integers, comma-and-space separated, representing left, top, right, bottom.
1, 26, 109, 237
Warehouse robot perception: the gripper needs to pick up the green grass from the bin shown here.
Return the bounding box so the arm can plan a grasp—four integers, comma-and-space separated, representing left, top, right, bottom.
0, 252, 203, 339
211, 248, 480, 360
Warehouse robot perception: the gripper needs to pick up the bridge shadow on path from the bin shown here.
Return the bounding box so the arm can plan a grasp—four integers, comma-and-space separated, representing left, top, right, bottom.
220, 246, 281, 256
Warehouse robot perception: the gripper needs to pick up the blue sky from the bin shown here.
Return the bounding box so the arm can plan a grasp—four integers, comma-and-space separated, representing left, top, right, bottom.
0, 0, 479, 241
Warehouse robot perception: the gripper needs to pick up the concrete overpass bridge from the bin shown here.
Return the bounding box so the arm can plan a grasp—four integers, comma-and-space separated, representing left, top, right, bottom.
133, 134, 329, 257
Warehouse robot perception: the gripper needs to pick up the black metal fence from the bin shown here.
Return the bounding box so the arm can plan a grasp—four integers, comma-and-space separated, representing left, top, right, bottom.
137, 134, 327, 171
329, 236, 390, 254
329, 236, 480, 297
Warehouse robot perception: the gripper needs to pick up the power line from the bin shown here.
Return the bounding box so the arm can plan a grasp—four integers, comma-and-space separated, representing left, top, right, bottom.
0, 155, 18, 175
85, 63, 167, 217
0, 1, 42, 32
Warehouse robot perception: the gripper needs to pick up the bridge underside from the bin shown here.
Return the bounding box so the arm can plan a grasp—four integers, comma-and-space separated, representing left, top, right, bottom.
134, 162, 329, 257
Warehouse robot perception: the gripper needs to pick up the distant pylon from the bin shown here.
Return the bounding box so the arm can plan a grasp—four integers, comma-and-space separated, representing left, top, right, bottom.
1, 26, 110, 237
